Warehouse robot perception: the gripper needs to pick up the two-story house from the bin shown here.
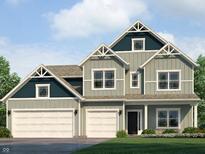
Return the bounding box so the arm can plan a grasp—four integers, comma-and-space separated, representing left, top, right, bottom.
1, 21, 200, 138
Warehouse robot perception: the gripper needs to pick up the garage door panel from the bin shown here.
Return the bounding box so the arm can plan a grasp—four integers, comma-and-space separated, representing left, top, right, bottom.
86, 110, 118, 138
12, 109, 74, 138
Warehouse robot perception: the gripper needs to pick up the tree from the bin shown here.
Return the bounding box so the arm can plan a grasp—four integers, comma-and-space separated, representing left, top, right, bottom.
194, 55, 205, 128
0, 56, 20, 100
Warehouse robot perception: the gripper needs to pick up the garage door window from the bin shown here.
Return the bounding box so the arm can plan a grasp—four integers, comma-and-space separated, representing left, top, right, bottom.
36, 84, 50, 98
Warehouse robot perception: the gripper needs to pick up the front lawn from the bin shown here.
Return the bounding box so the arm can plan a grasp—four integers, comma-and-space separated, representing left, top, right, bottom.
74, 137, 205, 154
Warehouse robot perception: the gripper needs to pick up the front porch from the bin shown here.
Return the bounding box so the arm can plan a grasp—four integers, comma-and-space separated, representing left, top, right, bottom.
122, 102, 198, 135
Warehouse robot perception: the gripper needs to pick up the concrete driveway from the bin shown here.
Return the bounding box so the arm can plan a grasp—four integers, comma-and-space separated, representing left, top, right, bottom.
0, 138, 108, 154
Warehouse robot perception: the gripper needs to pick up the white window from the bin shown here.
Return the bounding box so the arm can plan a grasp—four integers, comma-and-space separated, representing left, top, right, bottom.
36, 84, 50, 98
92, 69, 115, 89
157, 70, 180, 91
130, 72, 140, 88
132, 38, 145, 51
156, 108, 180, 129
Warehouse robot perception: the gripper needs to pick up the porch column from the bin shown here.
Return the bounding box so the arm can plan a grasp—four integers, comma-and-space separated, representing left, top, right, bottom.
194, 105, 198, 128
123, 101, 125, 130
144, 105, 148, 129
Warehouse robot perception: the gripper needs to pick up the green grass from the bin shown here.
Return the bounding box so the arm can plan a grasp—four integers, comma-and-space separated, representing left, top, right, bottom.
73, 137, 205, 154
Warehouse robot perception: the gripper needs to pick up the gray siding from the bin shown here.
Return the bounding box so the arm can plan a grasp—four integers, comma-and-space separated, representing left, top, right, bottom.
118, 52, 155, 95
7, 99, 79, 136
145, 57, 193, 94
148, 104, 193, 131
83, 57, 124, 96
81, 102, 123, 136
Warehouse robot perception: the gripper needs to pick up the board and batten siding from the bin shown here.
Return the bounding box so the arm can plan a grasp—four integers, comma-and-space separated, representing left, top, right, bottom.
148, 104, 193, 132
7, 99, 79, 136
83, 57, 124, 96
145, 57, 194, 94
80, 102, 123, 136
118, 52, 155, 95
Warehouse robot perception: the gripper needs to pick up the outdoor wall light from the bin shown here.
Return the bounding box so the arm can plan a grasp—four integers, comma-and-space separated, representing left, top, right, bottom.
119, 110, 122, 115
8, 110, 11, 115
74, 109, 78, 115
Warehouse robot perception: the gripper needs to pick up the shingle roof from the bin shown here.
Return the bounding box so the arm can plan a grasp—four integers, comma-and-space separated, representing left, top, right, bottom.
45, 65, 82, 77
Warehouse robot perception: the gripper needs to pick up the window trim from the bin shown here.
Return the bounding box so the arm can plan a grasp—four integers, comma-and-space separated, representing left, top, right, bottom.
132, 38, 145, 51
130, 71, 140, 88
91, 68, 116, 90
35, 84, 50, 98
156, 70, 181, 91
156, 108, 181, 129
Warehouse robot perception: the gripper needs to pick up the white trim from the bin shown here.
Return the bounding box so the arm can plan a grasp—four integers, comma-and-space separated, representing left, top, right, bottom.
146, 80, 193, 83
194, 105, 198, 128
78, 100, 81, 136
79, 44, 129, 67
35, 84, 50, 98
109, 20, 168, 48
156, 70, 181, 91
11, 108, 75, 138
144, 67, 146, 94
140, 43, 197, 68
6, 100, 8, 129
132, 38, 145, 51
156, 108, 181, 129
8, 97, 78, 101
62, 76, 83, 78
126, 109, 143, 135
123, 68, 126, 96
130, 71, 140, 88
192, 66, 194, 94
123, 101, 125, 130
116, 50, 158, 54
144, 105, 148, 130
83, 65, 85, 96
91, 68, 116, 90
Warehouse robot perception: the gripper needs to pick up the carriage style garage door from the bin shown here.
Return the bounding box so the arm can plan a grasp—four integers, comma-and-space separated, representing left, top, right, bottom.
86, 109, 119, 138
12, 109, 74, 138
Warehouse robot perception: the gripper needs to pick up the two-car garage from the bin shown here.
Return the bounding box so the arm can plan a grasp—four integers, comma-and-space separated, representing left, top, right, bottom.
12, 109, 74, 138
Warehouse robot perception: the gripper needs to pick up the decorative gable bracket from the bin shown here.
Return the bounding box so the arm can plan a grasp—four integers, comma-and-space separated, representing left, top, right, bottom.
127, 21, 150, 33
31, 66, 52, 78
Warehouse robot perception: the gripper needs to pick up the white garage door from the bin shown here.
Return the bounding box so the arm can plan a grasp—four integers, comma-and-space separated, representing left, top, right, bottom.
86, 110, 119, 138
12, 109, 74, 138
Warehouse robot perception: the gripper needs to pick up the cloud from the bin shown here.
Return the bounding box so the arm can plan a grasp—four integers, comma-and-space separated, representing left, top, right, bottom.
157, 32, 175, 43
157, 32, 205, 59
47, 0, 150, 39
0, 37, 83, 78
153, 0, 205, 17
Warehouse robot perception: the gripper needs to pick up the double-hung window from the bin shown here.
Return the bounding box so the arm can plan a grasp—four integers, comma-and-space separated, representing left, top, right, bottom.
93, 69, 115, 89
157, 70, 180, 90
36, 84, 50, 98
157, 108, 180, 129
130, 72, 139, 88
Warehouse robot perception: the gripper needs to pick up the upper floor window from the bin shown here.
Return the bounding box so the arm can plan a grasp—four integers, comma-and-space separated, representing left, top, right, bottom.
157, 70, 180, 91
93, 69, 115, 89
130, 72, 139, 88
157, 108, 180, 129
132, 38, 145, 51
36, 84, 50, 98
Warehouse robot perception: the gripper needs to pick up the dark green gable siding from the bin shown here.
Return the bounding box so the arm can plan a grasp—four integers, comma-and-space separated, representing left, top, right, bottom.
111, 32, 164, 51
12, 78, 75, 98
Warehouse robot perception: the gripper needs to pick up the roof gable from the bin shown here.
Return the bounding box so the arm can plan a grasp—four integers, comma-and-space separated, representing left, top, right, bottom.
1, 65, 82, 102
109, 20, 168, 49
140, 43, 198, 68
79, 44, 129, 68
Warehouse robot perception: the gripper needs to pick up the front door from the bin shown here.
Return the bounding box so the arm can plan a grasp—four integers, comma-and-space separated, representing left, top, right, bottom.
128, 112, 138, 134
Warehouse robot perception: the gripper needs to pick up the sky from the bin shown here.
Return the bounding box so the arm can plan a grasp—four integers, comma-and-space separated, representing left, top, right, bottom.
0, 0, 205, 77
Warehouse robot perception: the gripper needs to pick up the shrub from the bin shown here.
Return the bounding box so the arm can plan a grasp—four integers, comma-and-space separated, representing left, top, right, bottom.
183, 127, 198, 133
0, 107, 6, 127
142, 129, 155, 134
116, 130, 127, 138
0, 127, 11, 138
199, 124, 205, 129
162, 129, 177, 134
